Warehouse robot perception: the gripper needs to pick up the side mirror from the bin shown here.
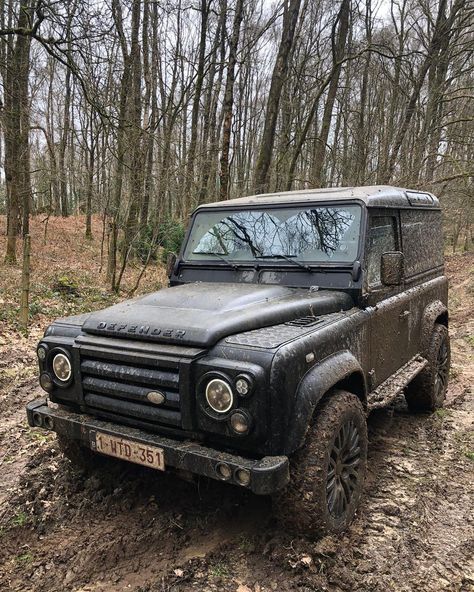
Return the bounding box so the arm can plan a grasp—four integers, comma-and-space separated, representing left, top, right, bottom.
381, 251, 404, 286
166, 252, 177, 277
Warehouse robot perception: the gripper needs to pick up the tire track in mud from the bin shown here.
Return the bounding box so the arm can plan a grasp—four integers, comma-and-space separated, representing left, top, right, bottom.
0, 355, 40, 509
1, 385, 471, 592
0, 425, 271, 591
347, 391, 473, 592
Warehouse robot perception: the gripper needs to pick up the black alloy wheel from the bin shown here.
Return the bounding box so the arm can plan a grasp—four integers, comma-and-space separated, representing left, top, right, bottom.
327, 419, 362, 519
272, 389, 368, 538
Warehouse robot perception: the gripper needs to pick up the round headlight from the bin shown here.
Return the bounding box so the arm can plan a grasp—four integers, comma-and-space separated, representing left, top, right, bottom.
52, 353, 72, 382
205, 378, 233, 413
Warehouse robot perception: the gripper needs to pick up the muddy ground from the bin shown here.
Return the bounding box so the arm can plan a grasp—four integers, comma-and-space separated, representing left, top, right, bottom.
0, 223, 473, 591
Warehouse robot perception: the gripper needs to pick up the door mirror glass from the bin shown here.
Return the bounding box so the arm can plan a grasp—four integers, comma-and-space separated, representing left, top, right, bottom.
166, 252, 177, 277
381, 251, 404, 286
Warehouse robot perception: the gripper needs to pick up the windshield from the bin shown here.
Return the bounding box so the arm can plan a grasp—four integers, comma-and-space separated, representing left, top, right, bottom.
183, 204, 362, 264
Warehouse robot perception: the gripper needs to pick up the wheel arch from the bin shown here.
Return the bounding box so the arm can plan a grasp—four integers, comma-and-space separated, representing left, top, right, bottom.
284, 351, 367, 454
421, 301, 448, 355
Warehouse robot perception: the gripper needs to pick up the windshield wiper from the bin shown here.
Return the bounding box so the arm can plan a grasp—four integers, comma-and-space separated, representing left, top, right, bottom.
192, 251, 242, 270
255, 253, 311, 272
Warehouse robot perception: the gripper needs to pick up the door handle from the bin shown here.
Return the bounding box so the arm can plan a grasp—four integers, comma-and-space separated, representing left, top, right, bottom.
399, 310, 411, 320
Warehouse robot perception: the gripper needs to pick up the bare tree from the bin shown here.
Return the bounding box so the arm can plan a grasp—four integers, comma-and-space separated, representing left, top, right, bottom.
253, 0, 301, 194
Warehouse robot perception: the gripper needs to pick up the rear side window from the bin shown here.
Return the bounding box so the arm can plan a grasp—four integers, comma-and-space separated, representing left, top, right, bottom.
367, 216, 397, 286
401, 210, 443, 276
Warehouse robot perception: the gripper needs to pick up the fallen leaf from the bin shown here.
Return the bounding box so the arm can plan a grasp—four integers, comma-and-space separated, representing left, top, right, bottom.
301, 554, 312, 566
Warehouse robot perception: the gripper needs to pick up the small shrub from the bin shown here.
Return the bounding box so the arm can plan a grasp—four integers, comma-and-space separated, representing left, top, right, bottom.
51, 273, 80, 297
434, 408, 451, 420
132, 224, 160, 263
158, 218, 186, 263
209, 560, 229, 578
132, 218, 185, 264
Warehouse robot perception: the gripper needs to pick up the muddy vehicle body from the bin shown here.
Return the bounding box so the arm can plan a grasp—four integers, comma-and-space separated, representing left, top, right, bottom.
27, 185, 449, 536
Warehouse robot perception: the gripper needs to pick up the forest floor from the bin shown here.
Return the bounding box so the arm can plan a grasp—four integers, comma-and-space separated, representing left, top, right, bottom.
0, 215, 473, 592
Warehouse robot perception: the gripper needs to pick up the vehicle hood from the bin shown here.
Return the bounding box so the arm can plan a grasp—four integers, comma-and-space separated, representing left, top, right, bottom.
79, 282, 354, 347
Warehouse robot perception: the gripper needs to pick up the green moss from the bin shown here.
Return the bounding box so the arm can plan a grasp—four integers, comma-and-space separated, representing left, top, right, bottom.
16, 552, 33, 564
12, 511, 29, 527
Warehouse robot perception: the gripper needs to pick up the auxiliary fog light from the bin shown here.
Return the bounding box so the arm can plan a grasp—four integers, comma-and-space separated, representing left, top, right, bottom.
39, 372, 54, 392
230, 411, 250, 434
216, 462, 232, 481
205, 378, 233, 413
52, 352, 72, 382
235, 375, 252, 396
235, 468, 251, 487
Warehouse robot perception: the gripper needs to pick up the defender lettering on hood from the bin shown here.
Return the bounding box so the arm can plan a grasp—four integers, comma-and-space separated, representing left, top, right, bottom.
95, 322, 187, 339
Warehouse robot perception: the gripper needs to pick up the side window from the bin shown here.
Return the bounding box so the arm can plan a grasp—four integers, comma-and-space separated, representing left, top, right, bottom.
367, 215, 397, 286
401, 210, 443, 277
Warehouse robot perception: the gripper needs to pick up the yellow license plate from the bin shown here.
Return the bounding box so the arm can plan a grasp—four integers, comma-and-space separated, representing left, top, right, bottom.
94, 432, 165, 470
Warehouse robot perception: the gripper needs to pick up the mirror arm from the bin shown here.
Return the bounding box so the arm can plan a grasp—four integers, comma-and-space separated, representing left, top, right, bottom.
351, 260, 361, 281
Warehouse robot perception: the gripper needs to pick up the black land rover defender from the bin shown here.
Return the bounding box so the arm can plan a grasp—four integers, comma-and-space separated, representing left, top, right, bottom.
27, 186, 449, 537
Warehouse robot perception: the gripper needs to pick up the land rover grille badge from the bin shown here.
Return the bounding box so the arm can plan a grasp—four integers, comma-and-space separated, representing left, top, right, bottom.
147, 391, 166, 405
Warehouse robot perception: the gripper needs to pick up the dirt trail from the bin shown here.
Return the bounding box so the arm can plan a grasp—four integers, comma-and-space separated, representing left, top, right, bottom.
0, 253, 473, 592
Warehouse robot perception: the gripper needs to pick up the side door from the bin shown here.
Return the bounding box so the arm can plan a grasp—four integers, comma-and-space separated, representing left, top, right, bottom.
365, 211, 410, 388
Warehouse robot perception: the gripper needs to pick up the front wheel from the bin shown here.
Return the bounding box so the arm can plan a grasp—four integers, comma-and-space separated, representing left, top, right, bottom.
272, 390, 368, 539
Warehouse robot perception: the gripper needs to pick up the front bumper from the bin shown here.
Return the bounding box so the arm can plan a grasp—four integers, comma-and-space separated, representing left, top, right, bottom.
26, 398, 289, 495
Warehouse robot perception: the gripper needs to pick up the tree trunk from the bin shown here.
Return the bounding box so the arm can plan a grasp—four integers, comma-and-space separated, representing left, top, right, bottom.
253, 0, 302, 194
3, 0, 33, 263
311, 0, 350, 188
219, 0, 244, 200
59, 34, 73, 217
183, 0, 210, 213
382, 0, 466, 182
19, 234, 31, 330
85, 118, 95, 240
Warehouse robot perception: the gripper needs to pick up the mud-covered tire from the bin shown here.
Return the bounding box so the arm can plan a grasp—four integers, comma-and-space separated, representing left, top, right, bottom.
272, 390, 367, 539
405, 324, 450, 413
56, 434, 98, 470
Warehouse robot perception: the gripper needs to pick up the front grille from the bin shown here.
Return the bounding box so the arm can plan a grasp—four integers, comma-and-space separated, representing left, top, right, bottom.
80, 356, 182, 428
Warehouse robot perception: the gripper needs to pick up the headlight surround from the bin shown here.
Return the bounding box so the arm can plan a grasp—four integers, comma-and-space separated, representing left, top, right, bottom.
51, 352, 72, 383
205, 378, 234, 414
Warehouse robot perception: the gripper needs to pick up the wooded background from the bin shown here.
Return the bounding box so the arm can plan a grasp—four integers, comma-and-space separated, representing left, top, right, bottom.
0, 0, 473, 294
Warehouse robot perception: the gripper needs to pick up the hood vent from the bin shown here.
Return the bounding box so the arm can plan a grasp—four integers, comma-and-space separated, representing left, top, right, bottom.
285, 316, 321, 327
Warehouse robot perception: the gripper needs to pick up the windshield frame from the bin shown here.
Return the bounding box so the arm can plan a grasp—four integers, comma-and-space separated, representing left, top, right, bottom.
180, 200, 365, 268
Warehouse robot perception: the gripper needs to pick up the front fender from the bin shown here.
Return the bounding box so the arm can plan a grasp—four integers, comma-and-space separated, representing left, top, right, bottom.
421, 300, 448, 354
284, 351, 366, 454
